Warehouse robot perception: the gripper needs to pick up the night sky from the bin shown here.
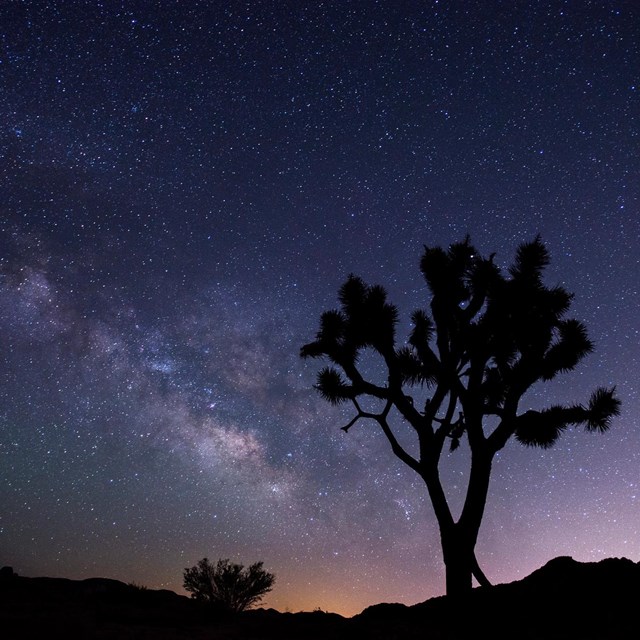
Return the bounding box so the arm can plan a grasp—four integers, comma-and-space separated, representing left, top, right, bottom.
1, 1, 639, 617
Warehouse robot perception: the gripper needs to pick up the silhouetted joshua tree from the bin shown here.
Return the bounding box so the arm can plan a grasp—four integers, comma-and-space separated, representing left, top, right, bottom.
301, 237, 620, 598
183, 558, 275, 613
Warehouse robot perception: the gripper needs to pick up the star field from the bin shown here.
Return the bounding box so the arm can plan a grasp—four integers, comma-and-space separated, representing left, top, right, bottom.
1, 1, 639, 616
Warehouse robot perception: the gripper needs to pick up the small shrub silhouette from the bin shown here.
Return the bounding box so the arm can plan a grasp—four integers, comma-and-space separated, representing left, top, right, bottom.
183, 557, 275, 613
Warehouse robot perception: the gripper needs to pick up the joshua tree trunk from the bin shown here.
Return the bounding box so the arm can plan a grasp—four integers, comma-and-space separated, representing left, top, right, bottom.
441, 524, 479, 597
430, 444, 494, 598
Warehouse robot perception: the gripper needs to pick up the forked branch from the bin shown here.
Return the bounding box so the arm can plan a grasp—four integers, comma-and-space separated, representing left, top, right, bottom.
341, 399, 420, 473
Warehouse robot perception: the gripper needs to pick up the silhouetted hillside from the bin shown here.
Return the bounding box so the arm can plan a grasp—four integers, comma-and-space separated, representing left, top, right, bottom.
2, 557, 639, 639
357, 556, 640, 639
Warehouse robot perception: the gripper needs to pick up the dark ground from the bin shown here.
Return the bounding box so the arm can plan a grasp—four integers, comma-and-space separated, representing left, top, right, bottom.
1, 556, 639, 639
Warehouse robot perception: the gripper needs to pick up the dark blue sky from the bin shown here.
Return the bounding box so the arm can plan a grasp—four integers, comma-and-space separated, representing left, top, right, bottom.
1, 1, 638, 615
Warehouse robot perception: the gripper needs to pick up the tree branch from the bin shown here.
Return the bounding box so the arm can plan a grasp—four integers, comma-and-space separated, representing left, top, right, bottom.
339, 398, 421, 473
486, 387, 524, 452
435, 389, 458, 438
340, 361, 390, 401
471, 552, 492, 588
341, 399, 384, 432
377, 408, 421, 473
385, 352, 427, 431
486, 418, 515, 454
340, 414, 361, 433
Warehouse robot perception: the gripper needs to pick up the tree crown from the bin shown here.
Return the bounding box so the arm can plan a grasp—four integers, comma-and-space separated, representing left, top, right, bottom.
301, 237, 619, 453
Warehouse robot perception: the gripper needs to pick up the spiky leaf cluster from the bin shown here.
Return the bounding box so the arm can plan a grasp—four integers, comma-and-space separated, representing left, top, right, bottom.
514, 387, 620, 448
470, 239, 596, 416
300, 275, 399, 403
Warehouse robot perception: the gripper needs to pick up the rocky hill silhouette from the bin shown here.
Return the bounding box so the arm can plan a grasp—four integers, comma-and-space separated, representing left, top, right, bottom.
1, 557, 638, 639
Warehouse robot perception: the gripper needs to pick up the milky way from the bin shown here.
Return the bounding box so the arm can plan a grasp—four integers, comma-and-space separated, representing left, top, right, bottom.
1, 1, 639, 615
